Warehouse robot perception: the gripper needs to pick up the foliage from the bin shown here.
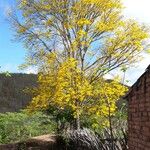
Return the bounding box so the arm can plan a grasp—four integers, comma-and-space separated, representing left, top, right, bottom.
0, 111, 56, 144
79, 96, 128, 148
11, 0, 149, 80
85, 103, 127, 135
87, 78, 128, 128
80, 87, 128, 136
10, 0, 148, 129
27, 54, 127, 129
27, 55, 92, 113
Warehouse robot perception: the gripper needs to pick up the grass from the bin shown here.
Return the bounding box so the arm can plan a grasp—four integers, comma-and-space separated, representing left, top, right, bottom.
0, 111, 56, 144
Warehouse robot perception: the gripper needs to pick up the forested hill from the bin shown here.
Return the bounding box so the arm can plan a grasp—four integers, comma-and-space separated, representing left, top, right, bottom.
0, 73, 128, 113
0, 73, 37, 113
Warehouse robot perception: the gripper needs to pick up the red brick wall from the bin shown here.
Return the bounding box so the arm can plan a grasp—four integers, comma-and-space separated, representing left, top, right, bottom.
128, 69, 150, 150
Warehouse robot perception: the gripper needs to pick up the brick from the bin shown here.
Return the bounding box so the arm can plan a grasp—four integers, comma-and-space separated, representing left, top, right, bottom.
128, 67, 150, 150
142, 126, 150, 133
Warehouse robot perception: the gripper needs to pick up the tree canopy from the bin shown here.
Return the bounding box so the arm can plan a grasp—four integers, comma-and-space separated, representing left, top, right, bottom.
12, 0, 149, 81
11, 0, 149, 129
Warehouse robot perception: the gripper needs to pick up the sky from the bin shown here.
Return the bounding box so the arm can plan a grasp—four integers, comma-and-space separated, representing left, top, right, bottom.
0, 0, 150, 85
120, 0, 150, 85
0, 0, 33, 74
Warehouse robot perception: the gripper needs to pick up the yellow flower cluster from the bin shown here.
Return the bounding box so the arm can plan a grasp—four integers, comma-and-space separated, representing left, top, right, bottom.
28, 55, 127, 123
77, 18, 91, 27
18, 26, 27, 33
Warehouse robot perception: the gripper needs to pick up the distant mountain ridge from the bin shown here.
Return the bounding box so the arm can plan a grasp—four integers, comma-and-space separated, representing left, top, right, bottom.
0, 73, 37, 113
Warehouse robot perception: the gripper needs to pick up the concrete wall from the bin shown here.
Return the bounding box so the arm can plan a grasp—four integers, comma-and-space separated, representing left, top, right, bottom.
127, 67, 150, 150
0, 73, 37, 113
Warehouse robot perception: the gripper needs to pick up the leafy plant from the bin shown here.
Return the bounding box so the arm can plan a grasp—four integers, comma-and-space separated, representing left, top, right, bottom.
0, 111, 56, 144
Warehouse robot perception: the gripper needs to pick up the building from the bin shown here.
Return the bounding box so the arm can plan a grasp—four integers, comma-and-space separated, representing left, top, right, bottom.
126, 65, 150, 150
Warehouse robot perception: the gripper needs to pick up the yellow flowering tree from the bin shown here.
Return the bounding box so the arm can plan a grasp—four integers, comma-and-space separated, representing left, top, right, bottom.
87, 78, 127, 138
12, 0, 149, 80
11, 0, 149, 129
27, 53, 127, 129
27, 54, 93, 129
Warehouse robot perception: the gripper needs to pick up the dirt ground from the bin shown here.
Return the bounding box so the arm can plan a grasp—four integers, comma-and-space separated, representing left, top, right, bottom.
0, 134, 63, 150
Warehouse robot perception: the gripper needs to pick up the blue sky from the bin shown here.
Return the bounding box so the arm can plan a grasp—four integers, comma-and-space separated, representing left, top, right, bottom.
0, 0, 27, 73
0, 0, 150, 84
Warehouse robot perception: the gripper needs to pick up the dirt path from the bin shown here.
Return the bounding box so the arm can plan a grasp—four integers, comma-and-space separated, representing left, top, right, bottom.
0, 135, 61, 150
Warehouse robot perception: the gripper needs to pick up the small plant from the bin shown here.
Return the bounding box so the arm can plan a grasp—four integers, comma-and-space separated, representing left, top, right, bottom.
0, 111, 56, 144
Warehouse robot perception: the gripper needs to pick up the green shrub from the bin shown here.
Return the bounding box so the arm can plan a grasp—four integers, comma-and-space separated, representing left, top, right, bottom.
80, 102, 127, 138
0, 111, 56, 144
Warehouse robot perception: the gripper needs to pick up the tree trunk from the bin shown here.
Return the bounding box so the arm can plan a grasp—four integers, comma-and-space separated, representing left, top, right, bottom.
76, 112, 80, 130
108, 107, 114, 150
74, 100, 81, 130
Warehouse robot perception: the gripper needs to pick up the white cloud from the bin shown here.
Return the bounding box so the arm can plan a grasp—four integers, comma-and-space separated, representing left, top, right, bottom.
22, 67, 38, 74
104, 54, 150, 86
121, 0, 150, 85
0, 64, 37, 74
0, 63, 18, 73
125, 54, 150, 85
123, 0, 150, 24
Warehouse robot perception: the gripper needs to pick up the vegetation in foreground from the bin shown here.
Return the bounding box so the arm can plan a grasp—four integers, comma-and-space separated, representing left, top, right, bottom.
0, 101, 127, 145
0, 111, 56, 144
